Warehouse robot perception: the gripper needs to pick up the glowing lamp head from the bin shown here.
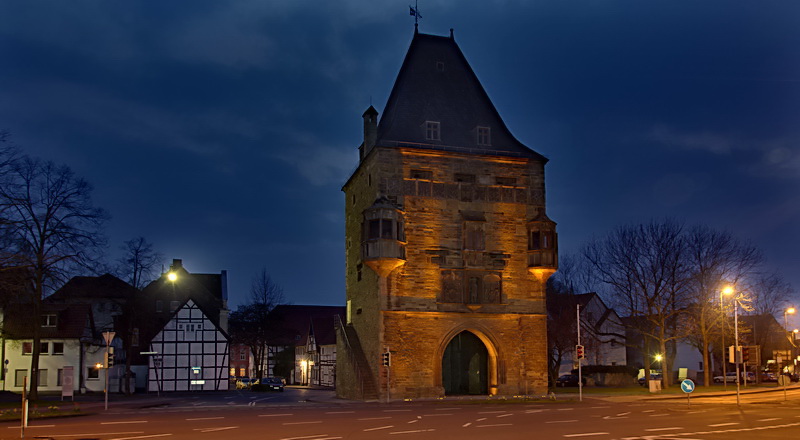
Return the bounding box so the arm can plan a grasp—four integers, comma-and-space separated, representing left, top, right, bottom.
167, 272, 177, 282
787, 307, 796, 315
721, 286, 734, 296
95, 362, 104, 369
654, 354, 663, 362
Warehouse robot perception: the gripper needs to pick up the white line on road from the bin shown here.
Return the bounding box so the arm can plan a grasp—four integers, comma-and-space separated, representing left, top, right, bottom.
478, 410, 506, 414
709, 423, 739, 427
590, 406, 610, 409
13, 424, 55, 428
476, 418, 487, 422
102, 421, 149, 425
197, 426, 238, 433
757, 418, 780, 422
423, 413, 453, 417
364, 425, 394, 431
325, 411, 355, 414
525, 409, 546, 413
42, 432, 142, 438
283, 421, 323, 425
649, 413, 669, 417
436, 407, 461, 410
476, 424, 513, 428
186, 417, 224, 421
259, 413, 294, 417
557, 408, 575, 411
407, 420, 418, 424
109, 435, 172, 440
642, 410, 655, 413
563, 433, 609, 438
279, 435, 330, 440
644, 427, 683, 431
462, 423, 472, 427
358, 416, 392, 421
547, 420, 578, 424
496, 414, 513, 418
389, 429, 436, 434
383, 409, 413, 412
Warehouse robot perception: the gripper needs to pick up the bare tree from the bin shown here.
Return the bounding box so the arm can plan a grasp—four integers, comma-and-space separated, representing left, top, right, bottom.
116, 236, 162, 393
229, 268, 285, 379
682, 225, 762, 387
583, 219, 690, 387
546, 277, 578, 387
117, 236, 163, 290
749, 271, 794, 318
0, 156, 107, 400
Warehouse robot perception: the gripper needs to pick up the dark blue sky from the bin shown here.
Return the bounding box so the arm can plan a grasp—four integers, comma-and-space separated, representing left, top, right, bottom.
1, 2, 798, 325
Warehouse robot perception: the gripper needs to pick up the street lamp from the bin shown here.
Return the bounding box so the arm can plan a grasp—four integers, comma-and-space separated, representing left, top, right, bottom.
167, 271, 177, 282
721, 286, 734, 389
721, 286, 741, 405
782, 307, 796, 401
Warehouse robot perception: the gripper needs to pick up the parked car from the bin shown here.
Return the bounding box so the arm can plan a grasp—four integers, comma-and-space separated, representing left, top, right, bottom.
258, 377, 285, 392
555, 374, 586, 387
638, 374, 662, 386
235, 377, 255, 389
760, 372, 777, 382
713, 371, 754, 383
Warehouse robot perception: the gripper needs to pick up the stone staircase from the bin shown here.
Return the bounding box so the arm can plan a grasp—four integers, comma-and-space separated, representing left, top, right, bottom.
335, 316, 378, 400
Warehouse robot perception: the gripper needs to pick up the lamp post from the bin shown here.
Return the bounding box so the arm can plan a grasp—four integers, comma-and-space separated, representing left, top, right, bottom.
721, 286, 734, 390
782, 307, 795, 401
733, 295, 741, 406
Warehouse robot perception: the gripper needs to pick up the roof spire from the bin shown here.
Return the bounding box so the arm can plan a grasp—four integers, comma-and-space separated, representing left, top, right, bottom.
409, 1, 421, 32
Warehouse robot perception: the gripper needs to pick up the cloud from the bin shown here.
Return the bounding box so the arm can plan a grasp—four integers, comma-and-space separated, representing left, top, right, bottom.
273, 133, 356, 186
649, 125, 733, 154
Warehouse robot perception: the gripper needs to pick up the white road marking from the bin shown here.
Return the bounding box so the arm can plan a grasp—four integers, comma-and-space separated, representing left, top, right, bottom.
196, 426, 238, 433
644, 427, 683, 431
109, 435, 172, 440
497, 413, 513, 418
389, 429, 436, 434
34, 432, 141, 437
563, 433, 609, 438
259, 413, 294, 417
526, 409, 546, 413
547, 420, 579, 423
462, 422, 472, 427
757, 418, 780, 422
436, 407, 460, 410
383, 409, 413, 412
557, 408, 575, 411
364, 425, 394, 432
478, 410, 506, 414
186, 417, 224, 421
590, 406, 610, 409
649, 413, 669, 417
283, 421, 323, 425
358, 416, 392, 421
407, 420, 419, 424
476, 424, 513, 428
642, 410, 655, 413
325, 411, 355, 414
709, 422, 739, 427
102, 421, 149, 425
423, 413, 453, 417
278, 435, 329, 440
15, 424, 55, 428
476, 418, 487, 422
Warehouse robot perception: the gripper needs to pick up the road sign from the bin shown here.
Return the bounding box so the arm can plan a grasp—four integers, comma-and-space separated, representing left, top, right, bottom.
680, 379, 695, 393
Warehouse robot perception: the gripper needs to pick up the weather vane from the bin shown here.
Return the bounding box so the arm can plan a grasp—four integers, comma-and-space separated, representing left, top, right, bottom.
409, 1, 422, 31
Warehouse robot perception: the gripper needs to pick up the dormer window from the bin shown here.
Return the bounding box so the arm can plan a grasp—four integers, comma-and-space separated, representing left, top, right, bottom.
41, 314, 57, 327
425, 121, 440, 141
477, 126, 491, 146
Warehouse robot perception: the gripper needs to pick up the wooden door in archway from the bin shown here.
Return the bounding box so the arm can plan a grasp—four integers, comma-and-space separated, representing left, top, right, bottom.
441, 331, 488, 395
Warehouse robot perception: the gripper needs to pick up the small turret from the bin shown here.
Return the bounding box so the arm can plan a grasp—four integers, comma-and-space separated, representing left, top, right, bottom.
360, 106, 379, 161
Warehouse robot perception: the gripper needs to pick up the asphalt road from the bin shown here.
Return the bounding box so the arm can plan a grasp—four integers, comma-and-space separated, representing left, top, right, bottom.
6, 387, 800, 440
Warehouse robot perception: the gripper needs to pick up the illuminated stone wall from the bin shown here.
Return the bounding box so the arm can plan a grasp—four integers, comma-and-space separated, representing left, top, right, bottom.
339, 145, 552, 400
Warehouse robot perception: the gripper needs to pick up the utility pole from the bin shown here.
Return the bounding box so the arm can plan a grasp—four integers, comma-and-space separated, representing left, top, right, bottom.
102, 331, 115, 411
577, 304, 582, 402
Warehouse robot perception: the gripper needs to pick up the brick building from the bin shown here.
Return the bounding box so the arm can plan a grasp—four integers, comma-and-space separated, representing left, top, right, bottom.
337, 30, 557, 400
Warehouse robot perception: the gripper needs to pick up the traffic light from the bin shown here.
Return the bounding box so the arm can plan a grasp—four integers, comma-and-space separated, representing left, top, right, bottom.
382, 351, 391, 367
741, 346, 750, 363
108, 348, 115, 367
576, 345, 585, 360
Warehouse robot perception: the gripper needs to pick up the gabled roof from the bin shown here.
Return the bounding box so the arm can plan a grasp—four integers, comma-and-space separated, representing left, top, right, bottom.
376, 31, 546, 161
3, 303, 92, 340
47, 273, 138, 302
310, 315, 337, 346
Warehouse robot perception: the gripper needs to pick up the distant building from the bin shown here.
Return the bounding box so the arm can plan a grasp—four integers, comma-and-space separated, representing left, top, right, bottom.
136, 259, 230, 391
265, 305, 345, 384
339, 30, 556, 400
229, 343, 253, 379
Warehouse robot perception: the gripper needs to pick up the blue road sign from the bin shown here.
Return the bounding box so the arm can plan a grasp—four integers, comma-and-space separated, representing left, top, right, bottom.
680, 379, 695, 393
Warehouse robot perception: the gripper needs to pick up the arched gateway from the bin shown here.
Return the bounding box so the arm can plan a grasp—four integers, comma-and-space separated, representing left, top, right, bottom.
442, 331, 488, 395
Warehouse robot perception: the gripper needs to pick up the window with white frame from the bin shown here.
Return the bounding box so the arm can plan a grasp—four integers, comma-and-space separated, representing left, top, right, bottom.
52, 342, 64, 355
425, 121, 440, 141
41, 314, 57, 327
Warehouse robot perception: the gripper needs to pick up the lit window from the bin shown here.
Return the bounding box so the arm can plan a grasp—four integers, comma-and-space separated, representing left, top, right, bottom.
41, 314, 57, 327
239, 368, 246, 377
477, 126, 491, 146
229, 367, 235, 376
425, 121, 440, 141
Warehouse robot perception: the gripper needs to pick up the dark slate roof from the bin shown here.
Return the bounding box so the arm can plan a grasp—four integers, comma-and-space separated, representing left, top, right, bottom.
3, 303, 92, 340
47, 273, 138, 302
266, 305, 345, 346
376, 32, 546, 161
311, 315, 338, 346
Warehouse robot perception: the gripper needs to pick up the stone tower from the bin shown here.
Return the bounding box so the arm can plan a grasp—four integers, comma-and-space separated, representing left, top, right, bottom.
337, 30, 557, 400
